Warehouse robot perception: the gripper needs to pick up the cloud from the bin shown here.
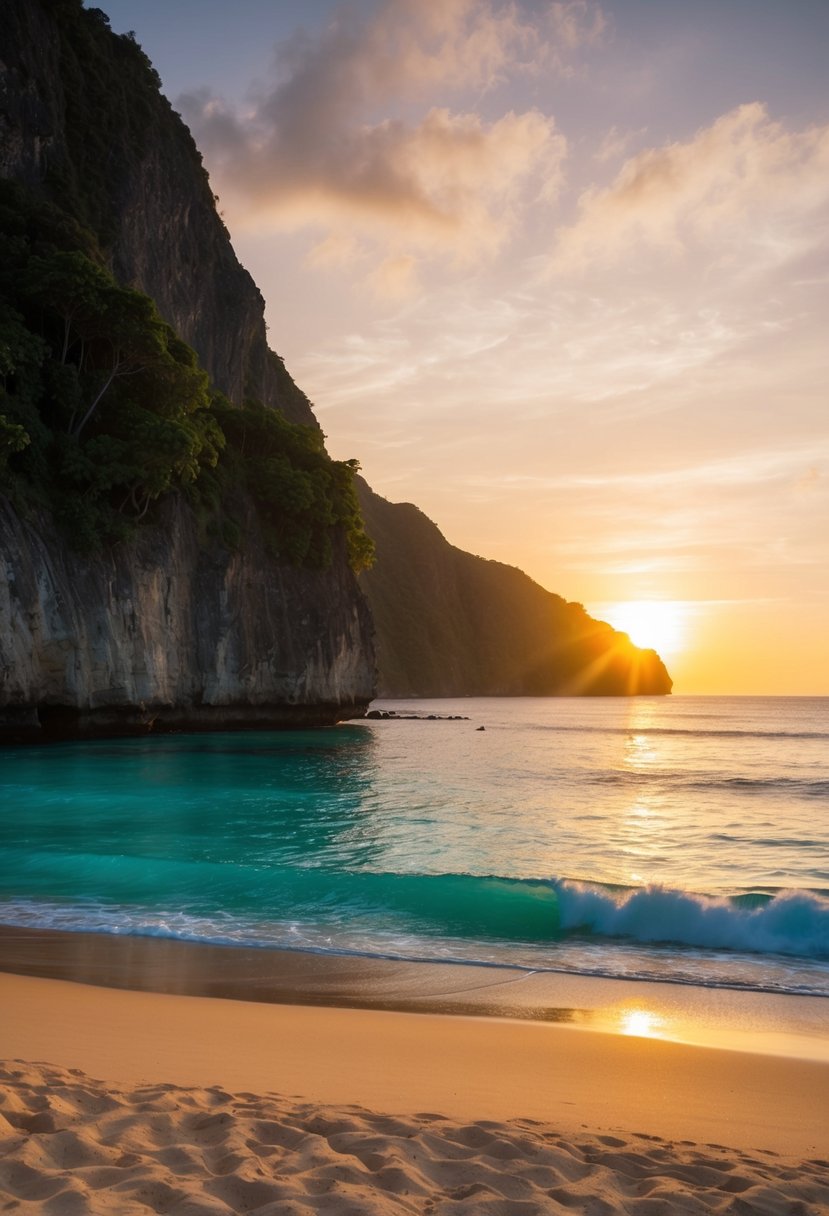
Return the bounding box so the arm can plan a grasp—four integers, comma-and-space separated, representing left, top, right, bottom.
547, 0, 606, 52
180, 0, 582, 264
794, 466, 822, 498
593, 124, 645, 164
367, 253, 419, 300
554, 103, 829, 271
305, 232, 362, 270
456, 441, 829, 495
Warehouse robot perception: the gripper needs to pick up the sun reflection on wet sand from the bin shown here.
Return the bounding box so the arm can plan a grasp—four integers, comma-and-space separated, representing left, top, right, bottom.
618, 1008, 667, 1040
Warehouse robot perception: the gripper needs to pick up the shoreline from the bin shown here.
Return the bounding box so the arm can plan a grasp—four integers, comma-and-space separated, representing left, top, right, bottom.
1, 923, 828, 1062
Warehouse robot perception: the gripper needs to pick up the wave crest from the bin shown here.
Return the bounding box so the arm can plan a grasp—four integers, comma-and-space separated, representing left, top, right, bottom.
555, 881, 829, 958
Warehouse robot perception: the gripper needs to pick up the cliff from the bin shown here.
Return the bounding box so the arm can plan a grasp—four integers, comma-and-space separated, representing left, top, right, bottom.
0, 0, 313, 426
0, 0, 375, 741
0, 497, 373, 741
357, 481, 672, 697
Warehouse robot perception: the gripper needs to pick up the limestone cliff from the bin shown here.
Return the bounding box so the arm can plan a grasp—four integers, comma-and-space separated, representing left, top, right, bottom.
357, 481, 672, 697
0, 0, 375, 740
0, 498, 373, 741
0, 0, 313, 426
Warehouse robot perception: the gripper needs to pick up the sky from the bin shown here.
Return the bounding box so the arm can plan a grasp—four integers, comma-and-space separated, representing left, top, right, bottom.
95, 0, 829, 694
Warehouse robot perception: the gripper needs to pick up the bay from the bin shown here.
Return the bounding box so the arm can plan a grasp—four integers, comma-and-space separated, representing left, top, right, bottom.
1, 696, 827, 998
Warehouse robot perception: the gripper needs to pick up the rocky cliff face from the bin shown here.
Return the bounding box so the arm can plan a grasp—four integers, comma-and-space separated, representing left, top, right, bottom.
0, 498, 374, 741
357, 481, 672, 697
0, 0, 313, 425
0, 0, 375, 740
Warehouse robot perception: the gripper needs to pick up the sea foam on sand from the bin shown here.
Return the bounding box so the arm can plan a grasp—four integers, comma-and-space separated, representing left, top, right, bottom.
2, 1059, 829, 1216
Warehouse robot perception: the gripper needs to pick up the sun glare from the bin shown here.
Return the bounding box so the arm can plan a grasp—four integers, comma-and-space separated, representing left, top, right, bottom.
602, 600, 687, 658
618, 1009, 666, 1040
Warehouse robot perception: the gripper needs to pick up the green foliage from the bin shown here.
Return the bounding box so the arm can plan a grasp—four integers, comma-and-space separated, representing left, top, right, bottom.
332, 459, 377, 573
0, 185, 220, 546
213, 399, 374, 570
0, 413, 30, 473
0, 174, 373, 570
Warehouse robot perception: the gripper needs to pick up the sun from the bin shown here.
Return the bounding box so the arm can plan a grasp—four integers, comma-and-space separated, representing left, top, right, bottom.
603, 600, 687, 658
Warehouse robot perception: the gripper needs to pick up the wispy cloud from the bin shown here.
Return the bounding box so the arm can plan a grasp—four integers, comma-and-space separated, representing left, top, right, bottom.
457, 443, 829, 493
554, 103, 829, 271
366, 253, 419, 300
593, 124, 645, 164
301, 262, 821, 430
179, 0, 598, 265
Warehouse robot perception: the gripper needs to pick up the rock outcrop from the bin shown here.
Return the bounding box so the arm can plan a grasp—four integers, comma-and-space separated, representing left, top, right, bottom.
0, 498, 373, 741
356, 480, 672, 697
0, 0, 670, 740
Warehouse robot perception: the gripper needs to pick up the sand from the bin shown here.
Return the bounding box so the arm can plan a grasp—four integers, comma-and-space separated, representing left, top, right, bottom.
2, 968, 829, 1214
3, 1058, 829, 1216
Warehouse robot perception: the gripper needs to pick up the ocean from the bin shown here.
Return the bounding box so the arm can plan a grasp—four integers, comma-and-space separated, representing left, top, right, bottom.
1, 696, 827, 1001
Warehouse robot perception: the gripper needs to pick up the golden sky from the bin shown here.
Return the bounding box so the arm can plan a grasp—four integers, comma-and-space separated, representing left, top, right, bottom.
100, 0, 829, 693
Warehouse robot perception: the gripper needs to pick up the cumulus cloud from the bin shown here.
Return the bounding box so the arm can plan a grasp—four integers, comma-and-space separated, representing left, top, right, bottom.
554, 103, 829, 270
179, 0, 588, 265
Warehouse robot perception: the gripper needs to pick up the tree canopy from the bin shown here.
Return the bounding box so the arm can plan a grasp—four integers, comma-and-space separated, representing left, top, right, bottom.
0, 179, 373, 569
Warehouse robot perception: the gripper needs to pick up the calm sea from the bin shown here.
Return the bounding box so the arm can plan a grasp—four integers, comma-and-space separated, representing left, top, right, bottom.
1, 696, 827, 998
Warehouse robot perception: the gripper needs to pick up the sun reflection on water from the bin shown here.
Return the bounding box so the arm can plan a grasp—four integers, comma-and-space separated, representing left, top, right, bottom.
624, 732, 657, 767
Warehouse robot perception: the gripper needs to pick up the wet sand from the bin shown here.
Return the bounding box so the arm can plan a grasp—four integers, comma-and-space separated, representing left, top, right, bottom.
0, 924, 827, 1060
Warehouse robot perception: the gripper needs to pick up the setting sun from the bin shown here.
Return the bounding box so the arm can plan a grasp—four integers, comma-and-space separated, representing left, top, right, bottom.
600, 601, 688, 659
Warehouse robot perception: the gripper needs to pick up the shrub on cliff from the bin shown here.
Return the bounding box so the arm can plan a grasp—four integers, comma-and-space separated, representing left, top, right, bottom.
0, 182, 372, 569
209, 398, 374, 571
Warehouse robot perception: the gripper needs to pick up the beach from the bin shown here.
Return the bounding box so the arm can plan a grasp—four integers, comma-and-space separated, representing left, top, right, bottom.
2, 934, 829, 1214
3, 699, 828, 1211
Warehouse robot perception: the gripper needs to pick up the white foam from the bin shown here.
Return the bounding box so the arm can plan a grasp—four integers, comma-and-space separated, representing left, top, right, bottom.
556, 882, 829, 958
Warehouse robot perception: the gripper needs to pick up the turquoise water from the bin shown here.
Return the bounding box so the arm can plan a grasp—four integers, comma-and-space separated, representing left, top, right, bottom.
1, 696, 828, 997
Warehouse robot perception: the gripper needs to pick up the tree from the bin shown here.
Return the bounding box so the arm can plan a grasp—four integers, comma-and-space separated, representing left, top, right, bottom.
1, 180, 373, 565
0, 414, 30, 472
22, 251, 210, 438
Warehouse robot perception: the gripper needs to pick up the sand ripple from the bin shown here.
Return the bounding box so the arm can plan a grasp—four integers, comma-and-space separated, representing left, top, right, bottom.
1, 1061, 827, 1215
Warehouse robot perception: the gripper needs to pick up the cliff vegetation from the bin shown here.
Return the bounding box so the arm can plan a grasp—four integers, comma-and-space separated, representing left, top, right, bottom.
0, 172, 372, 570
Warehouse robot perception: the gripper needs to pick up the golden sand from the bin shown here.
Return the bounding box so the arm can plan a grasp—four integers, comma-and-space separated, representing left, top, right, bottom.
2, 969, 828, 1214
